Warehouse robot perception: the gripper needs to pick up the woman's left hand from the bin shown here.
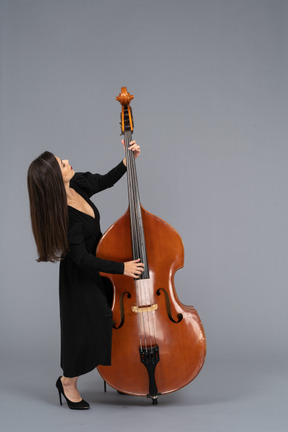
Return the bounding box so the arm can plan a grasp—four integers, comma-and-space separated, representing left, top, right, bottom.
122, 140, 140, 166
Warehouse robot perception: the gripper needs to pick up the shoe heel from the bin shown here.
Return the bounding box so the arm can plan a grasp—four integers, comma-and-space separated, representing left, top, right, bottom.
56, 377, 63, 406
57, 388, 63, 405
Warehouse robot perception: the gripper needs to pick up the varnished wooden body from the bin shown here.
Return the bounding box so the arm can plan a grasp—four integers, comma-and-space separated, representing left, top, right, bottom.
96, 205, 206, 396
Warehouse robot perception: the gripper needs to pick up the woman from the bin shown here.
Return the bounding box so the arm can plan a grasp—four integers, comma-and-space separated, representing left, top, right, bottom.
27, 141, 144, 410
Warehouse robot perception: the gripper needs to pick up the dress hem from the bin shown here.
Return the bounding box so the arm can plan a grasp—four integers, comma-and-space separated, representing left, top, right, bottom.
61, 361, 111, 378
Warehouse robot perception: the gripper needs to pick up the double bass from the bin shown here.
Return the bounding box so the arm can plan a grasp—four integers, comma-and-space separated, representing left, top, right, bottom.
97, 87, 206, 404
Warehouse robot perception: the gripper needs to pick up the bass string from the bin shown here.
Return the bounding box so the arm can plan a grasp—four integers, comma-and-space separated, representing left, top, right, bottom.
136, 280, 156, 348
125, 132, 157, 349
125, 133, 138, 259
132, 145, 158, 348
128, 144, 157, 348
125, 132, 150, 348
131, 138, 157, 349
127, 136, 146, 272
125, 132, 145, 349
126, 132, 140, 261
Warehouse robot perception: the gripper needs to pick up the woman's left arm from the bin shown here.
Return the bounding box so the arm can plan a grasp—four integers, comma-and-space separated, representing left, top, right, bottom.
71, 141, 141, 197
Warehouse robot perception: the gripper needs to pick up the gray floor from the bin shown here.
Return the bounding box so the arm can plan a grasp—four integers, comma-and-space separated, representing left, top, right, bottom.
1, 354, 287, 432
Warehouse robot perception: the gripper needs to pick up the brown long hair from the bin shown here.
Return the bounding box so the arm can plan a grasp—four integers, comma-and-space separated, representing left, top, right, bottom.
27, 151, 69, 262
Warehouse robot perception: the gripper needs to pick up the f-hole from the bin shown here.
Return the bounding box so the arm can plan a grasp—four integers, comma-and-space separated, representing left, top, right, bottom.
156, 288, 183, 324
113, 291, 131, 329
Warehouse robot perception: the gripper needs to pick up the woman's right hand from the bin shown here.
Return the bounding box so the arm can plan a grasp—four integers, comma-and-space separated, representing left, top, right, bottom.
124, 259, 145, 278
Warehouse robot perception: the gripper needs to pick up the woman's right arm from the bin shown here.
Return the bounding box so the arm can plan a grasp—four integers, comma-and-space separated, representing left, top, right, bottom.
67, 223, 144, 278
69, 247, 144, 279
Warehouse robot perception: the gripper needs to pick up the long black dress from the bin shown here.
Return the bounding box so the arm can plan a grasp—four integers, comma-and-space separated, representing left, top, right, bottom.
59, 161, 127, 378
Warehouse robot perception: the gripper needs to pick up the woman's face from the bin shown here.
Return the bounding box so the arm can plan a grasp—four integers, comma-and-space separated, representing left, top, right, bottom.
55, 156, 75, 184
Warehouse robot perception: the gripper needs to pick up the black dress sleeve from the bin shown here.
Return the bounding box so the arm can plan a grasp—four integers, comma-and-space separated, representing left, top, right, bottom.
67, 222, 124, 276
71, 161, 127, 198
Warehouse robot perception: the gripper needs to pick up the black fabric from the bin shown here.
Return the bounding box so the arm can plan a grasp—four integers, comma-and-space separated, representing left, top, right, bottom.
59, 161, 126, 377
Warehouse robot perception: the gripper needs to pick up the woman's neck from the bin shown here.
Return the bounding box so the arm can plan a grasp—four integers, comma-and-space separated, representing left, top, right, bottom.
64, 181, 74, 203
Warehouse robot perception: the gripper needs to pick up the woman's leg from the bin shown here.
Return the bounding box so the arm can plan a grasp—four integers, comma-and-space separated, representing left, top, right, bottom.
61, 376, 82, 402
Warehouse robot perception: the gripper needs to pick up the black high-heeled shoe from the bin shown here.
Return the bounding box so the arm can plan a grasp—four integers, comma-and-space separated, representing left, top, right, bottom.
56, 376, 90, 410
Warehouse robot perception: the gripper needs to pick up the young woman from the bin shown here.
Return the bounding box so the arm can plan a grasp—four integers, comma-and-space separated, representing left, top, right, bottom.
27, 141, 144, 410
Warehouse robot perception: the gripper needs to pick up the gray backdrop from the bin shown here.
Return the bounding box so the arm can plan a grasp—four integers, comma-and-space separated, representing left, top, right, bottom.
0, 0, 287, 431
